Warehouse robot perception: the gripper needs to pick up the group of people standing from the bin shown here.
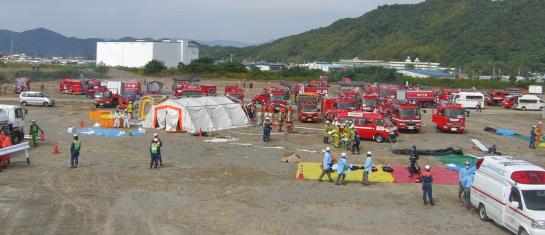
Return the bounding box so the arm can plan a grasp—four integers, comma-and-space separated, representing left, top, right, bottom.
529, 121, 543, 149
113, 106, 133, 129
323, 120, 360, 154
318, 147, 373, 186
259, 104, 295, 142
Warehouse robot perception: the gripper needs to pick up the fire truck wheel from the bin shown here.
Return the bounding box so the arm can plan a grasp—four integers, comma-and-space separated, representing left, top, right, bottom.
374, 134, 384, 143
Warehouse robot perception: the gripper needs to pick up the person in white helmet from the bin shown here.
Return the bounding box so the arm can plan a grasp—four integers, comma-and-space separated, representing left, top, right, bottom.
362, 151, 373, 186
152, 133, 163, 167
318, 147, 334, 182
113, 108, 121, 128
335, 153, 349, 185
123, 109, 130, 128
323, 121, 332, 144
150, 138, 160, 168
70, 134, 81, 168
421, 165, 434, 205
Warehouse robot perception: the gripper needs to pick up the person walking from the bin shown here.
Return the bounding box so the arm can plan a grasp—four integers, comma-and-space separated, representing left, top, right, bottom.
323, 121, 332, 144
458, 161, 472, 200
335, 153, 349, 185
29, 120, 43, 147
530, 125, 537, 149
318, 147, 334, 182
113, 109, 121, 128
123, 109, 130, 128
150, 138, 160, 168
409, 145, 419, 177
421, 165, 434, 205
263, 118, 273, 142
70, 134, 81, 168
476, 101, 482, 112
351, 129, 360, 154
362, 151, 373, 186
153, 133, 163, 167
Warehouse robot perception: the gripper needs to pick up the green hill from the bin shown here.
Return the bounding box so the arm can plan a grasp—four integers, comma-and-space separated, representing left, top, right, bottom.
201, 0, 545, 74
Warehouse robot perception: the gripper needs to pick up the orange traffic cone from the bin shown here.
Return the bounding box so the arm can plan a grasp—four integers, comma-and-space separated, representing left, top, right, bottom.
53, 143, 60, 154
40, 131, 46, 141
80, 119, 84, 128
198, 128, 203, 140
297, 164, 305, 180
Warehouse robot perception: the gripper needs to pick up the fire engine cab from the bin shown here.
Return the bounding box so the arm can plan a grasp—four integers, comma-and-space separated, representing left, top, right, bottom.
337, 111, 398, 143
471, 155, 545, 235
390, 103, 422, 132
432, 103, 466, 133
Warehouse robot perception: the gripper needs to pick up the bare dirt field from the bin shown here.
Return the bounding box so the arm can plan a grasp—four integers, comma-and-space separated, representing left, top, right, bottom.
1, 75, 544, 235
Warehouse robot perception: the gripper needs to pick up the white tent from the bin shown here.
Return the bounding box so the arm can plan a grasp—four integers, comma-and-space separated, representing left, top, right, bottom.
142, 96, 249, 133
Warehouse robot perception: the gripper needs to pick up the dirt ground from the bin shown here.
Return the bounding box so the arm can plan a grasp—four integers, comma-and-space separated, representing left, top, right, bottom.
1, 73, 544, 234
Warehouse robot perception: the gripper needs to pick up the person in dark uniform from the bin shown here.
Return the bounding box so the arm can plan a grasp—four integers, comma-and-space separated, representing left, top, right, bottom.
70, 134, 81, 168
421, 165, 434, 206
409, 145, 419, 177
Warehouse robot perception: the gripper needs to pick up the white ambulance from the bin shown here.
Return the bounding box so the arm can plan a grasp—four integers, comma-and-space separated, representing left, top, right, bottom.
471, 155, 545, 235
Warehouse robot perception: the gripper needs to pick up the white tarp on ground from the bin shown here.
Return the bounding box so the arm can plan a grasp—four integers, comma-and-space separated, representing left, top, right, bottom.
142, 96, 249, 133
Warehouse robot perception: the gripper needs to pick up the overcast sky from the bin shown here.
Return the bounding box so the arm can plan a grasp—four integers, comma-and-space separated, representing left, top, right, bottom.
0, 0, 422, 43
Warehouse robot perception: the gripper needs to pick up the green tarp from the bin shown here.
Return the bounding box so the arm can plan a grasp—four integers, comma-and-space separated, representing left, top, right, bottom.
435, 154, 477, 167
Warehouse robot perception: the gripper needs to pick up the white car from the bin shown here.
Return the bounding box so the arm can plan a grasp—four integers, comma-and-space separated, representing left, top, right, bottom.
471, 155, 545, 235
19, 91, 55, 107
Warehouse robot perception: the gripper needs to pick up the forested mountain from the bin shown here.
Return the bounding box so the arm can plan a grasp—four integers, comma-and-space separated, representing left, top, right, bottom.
201, 0, 545, 74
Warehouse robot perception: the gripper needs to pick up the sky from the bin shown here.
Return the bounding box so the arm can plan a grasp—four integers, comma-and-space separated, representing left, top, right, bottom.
0, 0, 422, 44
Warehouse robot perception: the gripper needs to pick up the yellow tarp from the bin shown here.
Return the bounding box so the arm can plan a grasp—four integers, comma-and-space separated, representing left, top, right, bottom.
539, 142, 545, 148
296, 162, 395, 183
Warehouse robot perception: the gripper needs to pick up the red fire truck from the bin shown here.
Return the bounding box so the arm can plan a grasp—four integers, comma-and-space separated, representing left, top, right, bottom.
85, 79, 102, 98
338, 111, 398, 143
269, 88, 289, 112
225, 85, 244, 102
362, 94, 379, 112
93, 89, 126, 108
298, 101, 319, 122
432, 103, 466, 133
501, 95, 519, 108
60, 78, 84, 95
321, 97, 358, 120
199, 85, 217, 96
172, 77, 201, 97
390, 103, 422, 132
485, 90, 508, 106
401, 90, 436, 107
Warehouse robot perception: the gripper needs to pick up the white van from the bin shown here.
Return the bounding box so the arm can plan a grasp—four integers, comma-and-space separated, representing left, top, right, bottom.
470, 155, 545, 235
19, 91, 55, 107
452, 92, 485, 109
514, 95, 544, 111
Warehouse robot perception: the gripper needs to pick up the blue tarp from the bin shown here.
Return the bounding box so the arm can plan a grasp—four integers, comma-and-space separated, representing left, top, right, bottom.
71, 128, 141, 137
496, 128, 518, 136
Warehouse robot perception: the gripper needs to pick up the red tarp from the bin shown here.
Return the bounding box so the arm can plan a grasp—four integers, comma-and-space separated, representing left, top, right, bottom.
391, 165, 459, 185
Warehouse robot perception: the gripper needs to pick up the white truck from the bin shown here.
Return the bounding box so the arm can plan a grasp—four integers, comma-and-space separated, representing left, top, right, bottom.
452, 92, 485, 109
0, 105, 27, 144
471, 155, 545, 235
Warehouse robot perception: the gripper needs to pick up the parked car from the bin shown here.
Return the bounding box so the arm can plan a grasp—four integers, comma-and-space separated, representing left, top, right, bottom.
19, 91, 55, 107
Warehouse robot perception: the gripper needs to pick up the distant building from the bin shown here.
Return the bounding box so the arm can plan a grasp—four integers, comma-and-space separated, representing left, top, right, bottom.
304, 62, 347, 72
244, 63, 285, 71
338, 56, 442, 70
398, 69, 454, 79
96, 40, 199, 68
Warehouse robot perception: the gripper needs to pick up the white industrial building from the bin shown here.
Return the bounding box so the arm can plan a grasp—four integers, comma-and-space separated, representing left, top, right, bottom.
96, 40, 199, 68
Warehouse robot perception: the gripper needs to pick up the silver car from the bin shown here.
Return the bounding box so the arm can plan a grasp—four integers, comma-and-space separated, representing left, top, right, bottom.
19, 91, 55, 107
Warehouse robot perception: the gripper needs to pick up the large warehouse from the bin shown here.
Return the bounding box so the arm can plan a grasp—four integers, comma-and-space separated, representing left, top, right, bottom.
96, 40, 199, 68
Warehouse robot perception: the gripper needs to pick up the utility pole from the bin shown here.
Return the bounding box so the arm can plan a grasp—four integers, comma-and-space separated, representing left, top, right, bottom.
230, 54, 233, 63
10, 37, 14, 56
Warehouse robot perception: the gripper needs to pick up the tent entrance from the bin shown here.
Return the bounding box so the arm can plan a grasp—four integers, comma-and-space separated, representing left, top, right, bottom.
152, 105, 184, 132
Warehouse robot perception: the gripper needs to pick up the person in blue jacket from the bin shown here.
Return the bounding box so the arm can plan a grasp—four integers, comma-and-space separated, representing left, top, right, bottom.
318, 147, 334, 182
362, 151, 373, 186
458, 161, 472, 200
263, 118, 273, 142
462, 171, 475, 203
421, 165, 434, 206
351, 130, 360, 154
335, 153, 349, 185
